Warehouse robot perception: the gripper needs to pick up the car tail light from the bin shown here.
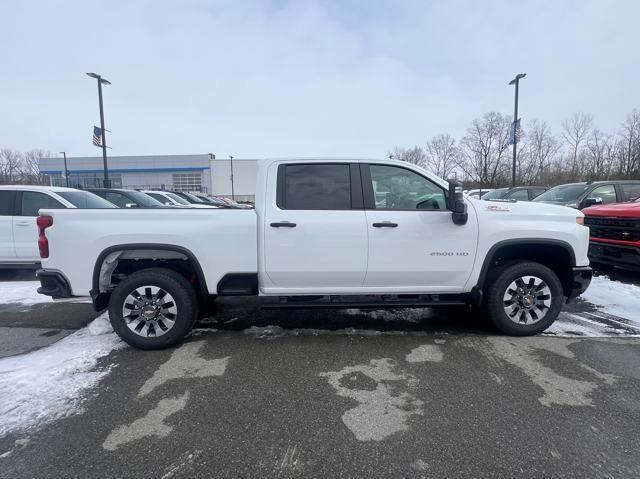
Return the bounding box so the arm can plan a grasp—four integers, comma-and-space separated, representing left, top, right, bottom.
37, 215, 53, 258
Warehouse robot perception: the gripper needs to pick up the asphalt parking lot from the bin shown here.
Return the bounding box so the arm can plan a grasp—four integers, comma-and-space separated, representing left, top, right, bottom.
1, 274, 640, 478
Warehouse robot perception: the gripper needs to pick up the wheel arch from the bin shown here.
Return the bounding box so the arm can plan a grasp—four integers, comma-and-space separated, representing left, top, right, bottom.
476, 239, 576, 297
91, 243, 209, 311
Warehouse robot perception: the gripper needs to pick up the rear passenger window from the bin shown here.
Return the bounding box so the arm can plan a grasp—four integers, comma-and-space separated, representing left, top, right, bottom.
0, 191, 15, 215
509, 189, 529, 201
20, 192, 64, 216
621, 184, 640, 202
281, 164, 351, 210
531, 189, 546, 199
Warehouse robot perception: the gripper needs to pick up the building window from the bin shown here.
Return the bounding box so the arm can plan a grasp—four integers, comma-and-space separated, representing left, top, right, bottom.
172, 173, 202, 192
47, 172, 122, 189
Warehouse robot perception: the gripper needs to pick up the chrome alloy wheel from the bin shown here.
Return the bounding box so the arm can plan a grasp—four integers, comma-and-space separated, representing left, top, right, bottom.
502, 275, 552, 325
122, 286, 177, 337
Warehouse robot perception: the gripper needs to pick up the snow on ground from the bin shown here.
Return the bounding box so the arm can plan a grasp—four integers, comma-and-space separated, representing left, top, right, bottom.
581, 275, 640, 324
1, 281, 51, 306
0, 313, 123, 437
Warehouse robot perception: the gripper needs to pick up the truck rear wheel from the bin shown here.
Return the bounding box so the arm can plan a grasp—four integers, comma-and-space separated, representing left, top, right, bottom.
108, 268, 198, 349
484, 261, 563, 336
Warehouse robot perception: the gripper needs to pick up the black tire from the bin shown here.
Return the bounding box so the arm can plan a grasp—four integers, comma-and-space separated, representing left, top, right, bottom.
108, 268, 198, 350
483, 261, 563, 336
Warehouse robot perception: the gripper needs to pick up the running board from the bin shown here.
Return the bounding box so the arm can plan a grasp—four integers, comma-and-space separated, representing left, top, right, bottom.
260, 294, 467, 310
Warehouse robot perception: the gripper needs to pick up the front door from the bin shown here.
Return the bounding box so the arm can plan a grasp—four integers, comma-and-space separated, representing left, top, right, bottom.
0, 190, 16, 262
263, 162, 368, 291
13, 191, 65, 261
362, 163, 478, 291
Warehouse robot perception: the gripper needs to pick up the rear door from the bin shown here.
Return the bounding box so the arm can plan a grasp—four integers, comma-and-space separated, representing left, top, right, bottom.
14, 191, 65, 261
263, 162, 368, 290
361, 163, 477, 290
0, 190, 17, 262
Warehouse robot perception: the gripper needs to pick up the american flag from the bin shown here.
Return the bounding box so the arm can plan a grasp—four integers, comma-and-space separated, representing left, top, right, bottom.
509, 118, 521, 145
92, 126, 102, 147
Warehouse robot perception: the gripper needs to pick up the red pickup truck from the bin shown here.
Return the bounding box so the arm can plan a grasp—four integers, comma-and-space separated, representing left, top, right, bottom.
583, 202, 640, 270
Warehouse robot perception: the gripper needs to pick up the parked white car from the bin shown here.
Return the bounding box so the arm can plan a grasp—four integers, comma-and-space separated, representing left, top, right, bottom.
0, 185, 115, 267
140, 190, 218, 208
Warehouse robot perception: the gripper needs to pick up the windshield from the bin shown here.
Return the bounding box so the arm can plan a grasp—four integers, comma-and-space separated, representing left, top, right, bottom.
165, 192, 191, 205
123, 190, 165, 207
56, 191, 117, 208
481, 188, 509, 200
533, 184, 588, 203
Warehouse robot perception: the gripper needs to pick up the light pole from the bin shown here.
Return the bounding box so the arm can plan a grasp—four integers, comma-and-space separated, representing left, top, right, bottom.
229, 155, 235, 200
59, 151, 69, 187
509, 73, 526, 187
86, 72, 111, 188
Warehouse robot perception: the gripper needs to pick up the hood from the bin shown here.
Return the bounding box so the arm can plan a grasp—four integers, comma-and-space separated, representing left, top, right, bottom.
535, 199, 575, 207
583, 202, 640, 218
473, 198, 582, 219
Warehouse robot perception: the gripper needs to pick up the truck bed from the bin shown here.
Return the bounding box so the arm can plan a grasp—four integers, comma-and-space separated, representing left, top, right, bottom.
39, 208, 258, 296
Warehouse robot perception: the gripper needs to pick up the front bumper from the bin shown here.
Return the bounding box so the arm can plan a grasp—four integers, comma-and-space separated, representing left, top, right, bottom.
566, 266, 592, 302
36, 269, 72, 299
588, 241, 640, 270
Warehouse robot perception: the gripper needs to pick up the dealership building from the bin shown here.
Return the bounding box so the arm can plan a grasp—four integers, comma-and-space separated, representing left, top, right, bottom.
39, 154, 258, 202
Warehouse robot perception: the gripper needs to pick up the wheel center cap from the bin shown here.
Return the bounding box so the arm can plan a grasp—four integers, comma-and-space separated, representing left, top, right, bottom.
142, 306, 157, 319
522, 295, 534, 308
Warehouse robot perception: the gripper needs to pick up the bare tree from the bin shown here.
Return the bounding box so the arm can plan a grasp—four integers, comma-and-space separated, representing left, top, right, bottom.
561, 113, 593, 179
585, 129, 615, 181
425, 133, 459, 180
523, 120, 560, 184
0, 149, 22, 184
458, 112, 511, 187
617, 109, 640, 178
0, 148, 51, 185
388, 146, 427, 168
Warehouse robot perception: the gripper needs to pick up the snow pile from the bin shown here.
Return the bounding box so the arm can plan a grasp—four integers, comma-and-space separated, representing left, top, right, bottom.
582, 276, 640, 324
1, 281, 52, 306
0, 313, 123, 437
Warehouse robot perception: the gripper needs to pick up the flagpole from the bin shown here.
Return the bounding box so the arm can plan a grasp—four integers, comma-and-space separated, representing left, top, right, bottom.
509, 73, 526, 188
86, 73, 111, 188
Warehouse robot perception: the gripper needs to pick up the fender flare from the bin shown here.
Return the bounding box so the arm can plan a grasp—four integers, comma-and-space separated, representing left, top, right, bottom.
476, 238, 576, 288
90, 243, 209, 310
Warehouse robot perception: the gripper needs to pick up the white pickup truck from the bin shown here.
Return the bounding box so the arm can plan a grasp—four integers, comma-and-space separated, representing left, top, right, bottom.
36, 158, 592, 349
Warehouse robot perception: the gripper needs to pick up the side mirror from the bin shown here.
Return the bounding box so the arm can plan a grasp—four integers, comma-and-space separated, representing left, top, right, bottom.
125, 203, 139, 208
447, 181, 468, 225
583, 197, 603, 207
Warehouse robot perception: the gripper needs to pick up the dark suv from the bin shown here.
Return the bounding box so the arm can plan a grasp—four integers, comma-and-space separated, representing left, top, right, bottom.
87, 188, 165, 208
482, 186, 548, 201
533, 181, 640, 209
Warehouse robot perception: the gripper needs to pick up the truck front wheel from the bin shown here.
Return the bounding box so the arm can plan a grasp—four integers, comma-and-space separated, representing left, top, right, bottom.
484, 261, 563, 336
108, 268, 198, 349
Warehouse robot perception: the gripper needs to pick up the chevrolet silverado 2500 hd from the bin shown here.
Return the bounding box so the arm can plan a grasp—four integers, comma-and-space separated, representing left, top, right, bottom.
36, 158, 592, 349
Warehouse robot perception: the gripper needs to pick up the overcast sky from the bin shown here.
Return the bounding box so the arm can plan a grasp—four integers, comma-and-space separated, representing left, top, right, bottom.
1, 0, 638, 159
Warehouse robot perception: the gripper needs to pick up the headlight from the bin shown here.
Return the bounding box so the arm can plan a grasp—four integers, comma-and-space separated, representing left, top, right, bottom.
576, 217, 584, 225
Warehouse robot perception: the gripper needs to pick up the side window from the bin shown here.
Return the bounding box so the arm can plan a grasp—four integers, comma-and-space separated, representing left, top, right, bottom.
588, 185, 617, 204
0, 191, 16, 216
368, 164, 446, 210
105, 192, 129, 207
147, 193, 167, 203
509, 189, 529, 201
621, 184, 640, 202
20, 191, 65, 216
530, 188, 546, 199
281, 164, 351, 210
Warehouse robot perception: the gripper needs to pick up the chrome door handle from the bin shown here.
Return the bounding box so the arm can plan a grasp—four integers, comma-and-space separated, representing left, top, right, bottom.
372, 222, 398, 228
